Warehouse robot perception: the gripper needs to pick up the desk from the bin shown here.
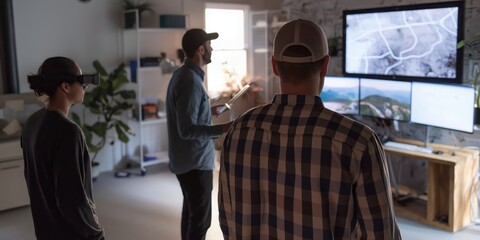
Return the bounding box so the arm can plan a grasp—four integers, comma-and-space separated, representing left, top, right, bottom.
384, 139, 479, 232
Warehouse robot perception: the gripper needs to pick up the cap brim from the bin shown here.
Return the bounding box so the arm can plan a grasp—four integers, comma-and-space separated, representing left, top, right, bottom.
206, 32, 219, 41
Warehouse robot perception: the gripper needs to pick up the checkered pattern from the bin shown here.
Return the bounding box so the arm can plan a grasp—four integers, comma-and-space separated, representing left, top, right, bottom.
218, 94, 401, 239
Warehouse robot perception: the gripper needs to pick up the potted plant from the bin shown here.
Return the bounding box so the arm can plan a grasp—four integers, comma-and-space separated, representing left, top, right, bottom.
458, 32, 480, 124
327, 36, 342, 57
72, 60, 136, 165
121, 0, 154, 28
471, 72, 480, 124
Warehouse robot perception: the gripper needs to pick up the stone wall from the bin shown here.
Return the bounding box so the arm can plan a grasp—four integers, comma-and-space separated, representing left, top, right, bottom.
280, 0, 480, 191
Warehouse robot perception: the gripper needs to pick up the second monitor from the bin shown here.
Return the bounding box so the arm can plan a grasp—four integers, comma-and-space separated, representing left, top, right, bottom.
360, 78, 412, 121
411, 82, 474, 133
321, 76, 359, 115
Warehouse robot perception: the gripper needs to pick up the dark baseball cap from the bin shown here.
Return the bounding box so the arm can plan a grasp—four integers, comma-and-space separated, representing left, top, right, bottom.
182, 29, 219, 53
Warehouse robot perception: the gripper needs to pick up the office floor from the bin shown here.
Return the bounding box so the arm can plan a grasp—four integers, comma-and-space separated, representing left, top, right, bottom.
0, 164, 479, 240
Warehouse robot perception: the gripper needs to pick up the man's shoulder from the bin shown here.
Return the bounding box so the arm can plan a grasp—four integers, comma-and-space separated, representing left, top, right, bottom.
233, 105, 376, 149
327, 110, 377, 149
335, 112, 374, 134
171, 66, 201, 85
172, 65, 194, 78
235, 104, 272, 122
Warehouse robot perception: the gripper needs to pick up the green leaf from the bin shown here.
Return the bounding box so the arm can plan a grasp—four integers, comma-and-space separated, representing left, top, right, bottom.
83, 94, 94, 106
71, 112, 81, 126
111, 63, 126, 80
111, 76, 129, 92
93, 60, 108, 76
121, 0, 135, 9
98, 78, 109, 90
89, 107, 102, 115
457, 40, 466, 49
88, 144, 100, 153
82, 128, 98, 153
77, 60, 136, 157
84, 128, 92, 141
121, 0, 154, 14
117, 90, 136, 99
115, 123, 130, 143
91, 122, 108, 137
137, 2, 154, 13
115, 120, 133, 133
115, 102, 133, 111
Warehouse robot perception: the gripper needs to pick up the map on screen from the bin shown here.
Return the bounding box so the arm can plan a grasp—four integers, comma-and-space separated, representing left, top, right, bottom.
344, 5, 460, 81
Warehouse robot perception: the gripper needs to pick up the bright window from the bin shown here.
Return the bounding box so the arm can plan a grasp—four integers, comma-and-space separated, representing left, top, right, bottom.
205, 4, 249, 98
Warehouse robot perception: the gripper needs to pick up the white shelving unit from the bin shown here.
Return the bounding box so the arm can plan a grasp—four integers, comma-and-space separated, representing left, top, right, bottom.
250, 10, 287, 103
120, 10, 185, 175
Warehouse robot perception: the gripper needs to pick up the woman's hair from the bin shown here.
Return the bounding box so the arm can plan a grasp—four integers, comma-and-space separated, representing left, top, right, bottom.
28, 56, 79, 97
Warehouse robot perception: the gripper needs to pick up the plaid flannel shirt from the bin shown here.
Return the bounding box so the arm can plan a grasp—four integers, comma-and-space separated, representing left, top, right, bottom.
219, 94, 401, 240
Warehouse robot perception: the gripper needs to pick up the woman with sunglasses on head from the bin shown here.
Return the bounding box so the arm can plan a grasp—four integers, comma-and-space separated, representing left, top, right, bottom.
21, 56, 105, 240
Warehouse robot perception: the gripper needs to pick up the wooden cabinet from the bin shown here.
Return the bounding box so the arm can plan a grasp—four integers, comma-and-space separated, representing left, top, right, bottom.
0, 140, 29, 211
384, 139, 479, 232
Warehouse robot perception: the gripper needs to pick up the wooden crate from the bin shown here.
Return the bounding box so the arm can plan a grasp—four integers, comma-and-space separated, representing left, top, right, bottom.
385, 139, 479, 232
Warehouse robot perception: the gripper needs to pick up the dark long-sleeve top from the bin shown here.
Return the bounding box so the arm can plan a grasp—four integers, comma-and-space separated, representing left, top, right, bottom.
166, 59, 224, 174
21, 108, 104, 240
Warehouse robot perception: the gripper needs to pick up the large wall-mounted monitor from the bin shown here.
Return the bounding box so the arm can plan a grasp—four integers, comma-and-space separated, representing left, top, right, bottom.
411, 82, 474, 133
321, 76, 360, 115
343, 1, 464, 84
360, 78, 412, 121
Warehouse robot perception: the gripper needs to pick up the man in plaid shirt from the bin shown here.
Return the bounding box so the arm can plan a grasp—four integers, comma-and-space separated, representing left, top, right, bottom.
218, 19, 402, 239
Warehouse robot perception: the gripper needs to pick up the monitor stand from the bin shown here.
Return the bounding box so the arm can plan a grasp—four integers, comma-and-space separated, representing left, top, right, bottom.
423, 126, 433, 150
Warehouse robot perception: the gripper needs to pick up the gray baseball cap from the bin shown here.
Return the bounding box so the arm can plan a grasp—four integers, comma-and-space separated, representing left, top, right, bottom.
273, 19, 329, 63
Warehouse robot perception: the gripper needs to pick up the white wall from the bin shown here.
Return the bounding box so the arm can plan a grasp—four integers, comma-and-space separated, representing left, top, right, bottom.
13, 0, 124, 93
12, 0, 282, 173
13, 0, 282, 93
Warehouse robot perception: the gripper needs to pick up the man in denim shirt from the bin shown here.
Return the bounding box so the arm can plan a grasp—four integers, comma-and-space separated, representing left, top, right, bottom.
166, 29, 232, 240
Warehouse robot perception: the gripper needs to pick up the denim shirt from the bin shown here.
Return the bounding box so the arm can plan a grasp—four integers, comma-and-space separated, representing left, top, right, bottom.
166, 59, 224, 174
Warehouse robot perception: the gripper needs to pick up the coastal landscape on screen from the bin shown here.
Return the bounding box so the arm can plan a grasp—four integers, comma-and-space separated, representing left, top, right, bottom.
321, 76, 359, 115
360, 78, 411, 121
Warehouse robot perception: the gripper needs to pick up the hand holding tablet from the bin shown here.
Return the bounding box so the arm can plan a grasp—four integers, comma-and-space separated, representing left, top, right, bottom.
214, 84, 251, 115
